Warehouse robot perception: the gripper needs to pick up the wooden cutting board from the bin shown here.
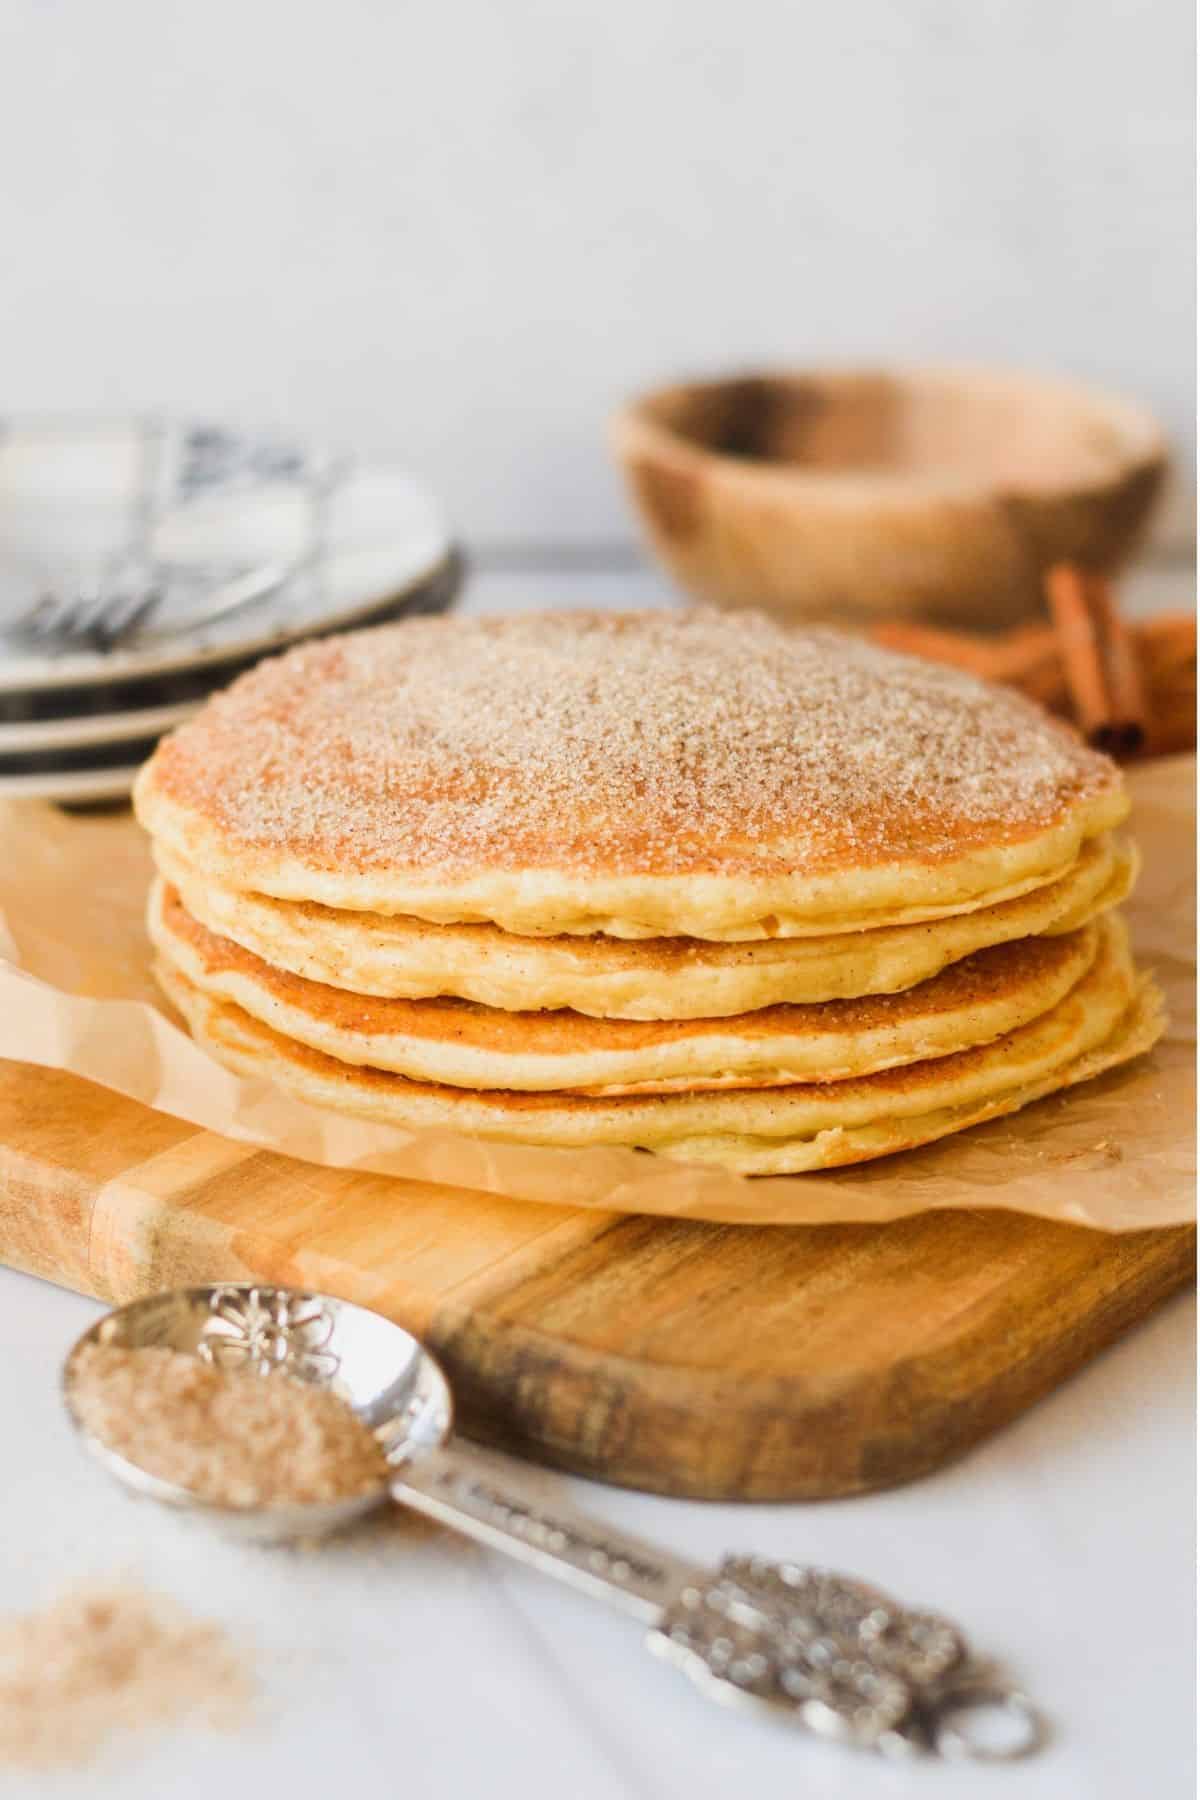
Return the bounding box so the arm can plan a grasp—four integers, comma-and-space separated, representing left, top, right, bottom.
2, 1057, 1191, 1500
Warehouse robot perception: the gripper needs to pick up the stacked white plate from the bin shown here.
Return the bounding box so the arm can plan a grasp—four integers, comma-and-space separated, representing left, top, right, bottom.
0, 419, 459, 802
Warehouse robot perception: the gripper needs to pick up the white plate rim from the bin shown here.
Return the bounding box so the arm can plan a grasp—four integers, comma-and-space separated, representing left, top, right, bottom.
0, 451, 453, 695
0, 546, 454, 696
0, 696, 201, 752
0, 763, 142, 801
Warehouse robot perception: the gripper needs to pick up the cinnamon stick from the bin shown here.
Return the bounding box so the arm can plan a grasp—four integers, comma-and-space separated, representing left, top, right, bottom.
1044, 563, 1147, 756
982, 622, 1064, 692
873, 621, 1011, 678
1137, 613, 1197, 757
873, 619, 1050, 685
1088, 576, 1149, 754
868, 609, 1192, 760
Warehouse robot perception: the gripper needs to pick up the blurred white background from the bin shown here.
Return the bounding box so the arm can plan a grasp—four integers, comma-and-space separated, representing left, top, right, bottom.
1, 0, 1193, 549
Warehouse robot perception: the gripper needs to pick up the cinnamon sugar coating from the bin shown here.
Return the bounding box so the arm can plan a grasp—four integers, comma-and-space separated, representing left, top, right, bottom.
141, 611, 1122, 885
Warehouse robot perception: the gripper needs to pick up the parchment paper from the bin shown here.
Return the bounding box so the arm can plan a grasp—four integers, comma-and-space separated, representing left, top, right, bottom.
0, 758, 1193, 1229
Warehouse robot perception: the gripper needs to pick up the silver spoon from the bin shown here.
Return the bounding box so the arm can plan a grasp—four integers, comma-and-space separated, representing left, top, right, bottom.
62, 1282, 1043, 1763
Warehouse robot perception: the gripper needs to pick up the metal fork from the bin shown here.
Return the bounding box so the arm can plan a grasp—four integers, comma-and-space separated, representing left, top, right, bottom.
2, 417, 337, 655
4, 556, 294, 654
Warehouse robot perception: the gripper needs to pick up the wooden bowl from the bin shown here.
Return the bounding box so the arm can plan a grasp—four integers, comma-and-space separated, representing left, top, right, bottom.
612, 367, 1167, 629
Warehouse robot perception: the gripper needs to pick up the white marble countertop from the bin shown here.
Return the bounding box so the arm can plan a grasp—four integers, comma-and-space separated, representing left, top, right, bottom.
1, 560, 1194, 1799
1, 1270, 1193, 1800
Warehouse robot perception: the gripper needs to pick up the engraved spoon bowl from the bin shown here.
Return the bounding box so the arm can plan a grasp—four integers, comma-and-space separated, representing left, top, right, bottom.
62, 1283, 452, 1543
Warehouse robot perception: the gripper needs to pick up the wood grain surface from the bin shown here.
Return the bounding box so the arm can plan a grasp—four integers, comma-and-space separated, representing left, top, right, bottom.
2, 1056, 1191, 1500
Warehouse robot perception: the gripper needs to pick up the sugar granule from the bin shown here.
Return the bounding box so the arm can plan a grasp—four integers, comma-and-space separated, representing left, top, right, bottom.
0, 1580, 252, 1769
69, 1343, 389, 1508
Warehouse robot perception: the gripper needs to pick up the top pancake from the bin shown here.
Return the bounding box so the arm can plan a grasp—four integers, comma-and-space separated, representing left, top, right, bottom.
134, 610, 1127, 941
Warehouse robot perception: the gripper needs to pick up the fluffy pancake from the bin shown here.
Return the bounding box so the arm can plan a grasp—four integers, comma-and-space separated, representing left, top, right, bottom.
149, 880, 1104, 1094
153, 912, 1160, 1173
154, 834, 1135, 1019
134, 611, 1128, 941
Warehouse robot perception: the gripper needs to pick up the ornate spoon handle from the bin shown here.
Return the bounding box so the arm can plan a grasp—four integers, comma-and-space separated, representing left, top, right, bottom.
393, 1440, 696, 1622
393, 1441, 1041, 1761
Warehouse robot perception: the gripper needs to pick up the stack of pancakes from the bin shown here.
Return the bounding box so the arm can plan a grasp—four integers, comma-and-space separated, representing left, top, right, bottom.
133, 610, 1163, 1175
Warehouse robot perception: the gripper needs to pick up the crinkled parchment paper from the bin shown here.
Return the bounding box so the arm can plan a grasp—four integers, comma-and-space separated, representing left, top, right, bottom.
0, 758, 1193, 1228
